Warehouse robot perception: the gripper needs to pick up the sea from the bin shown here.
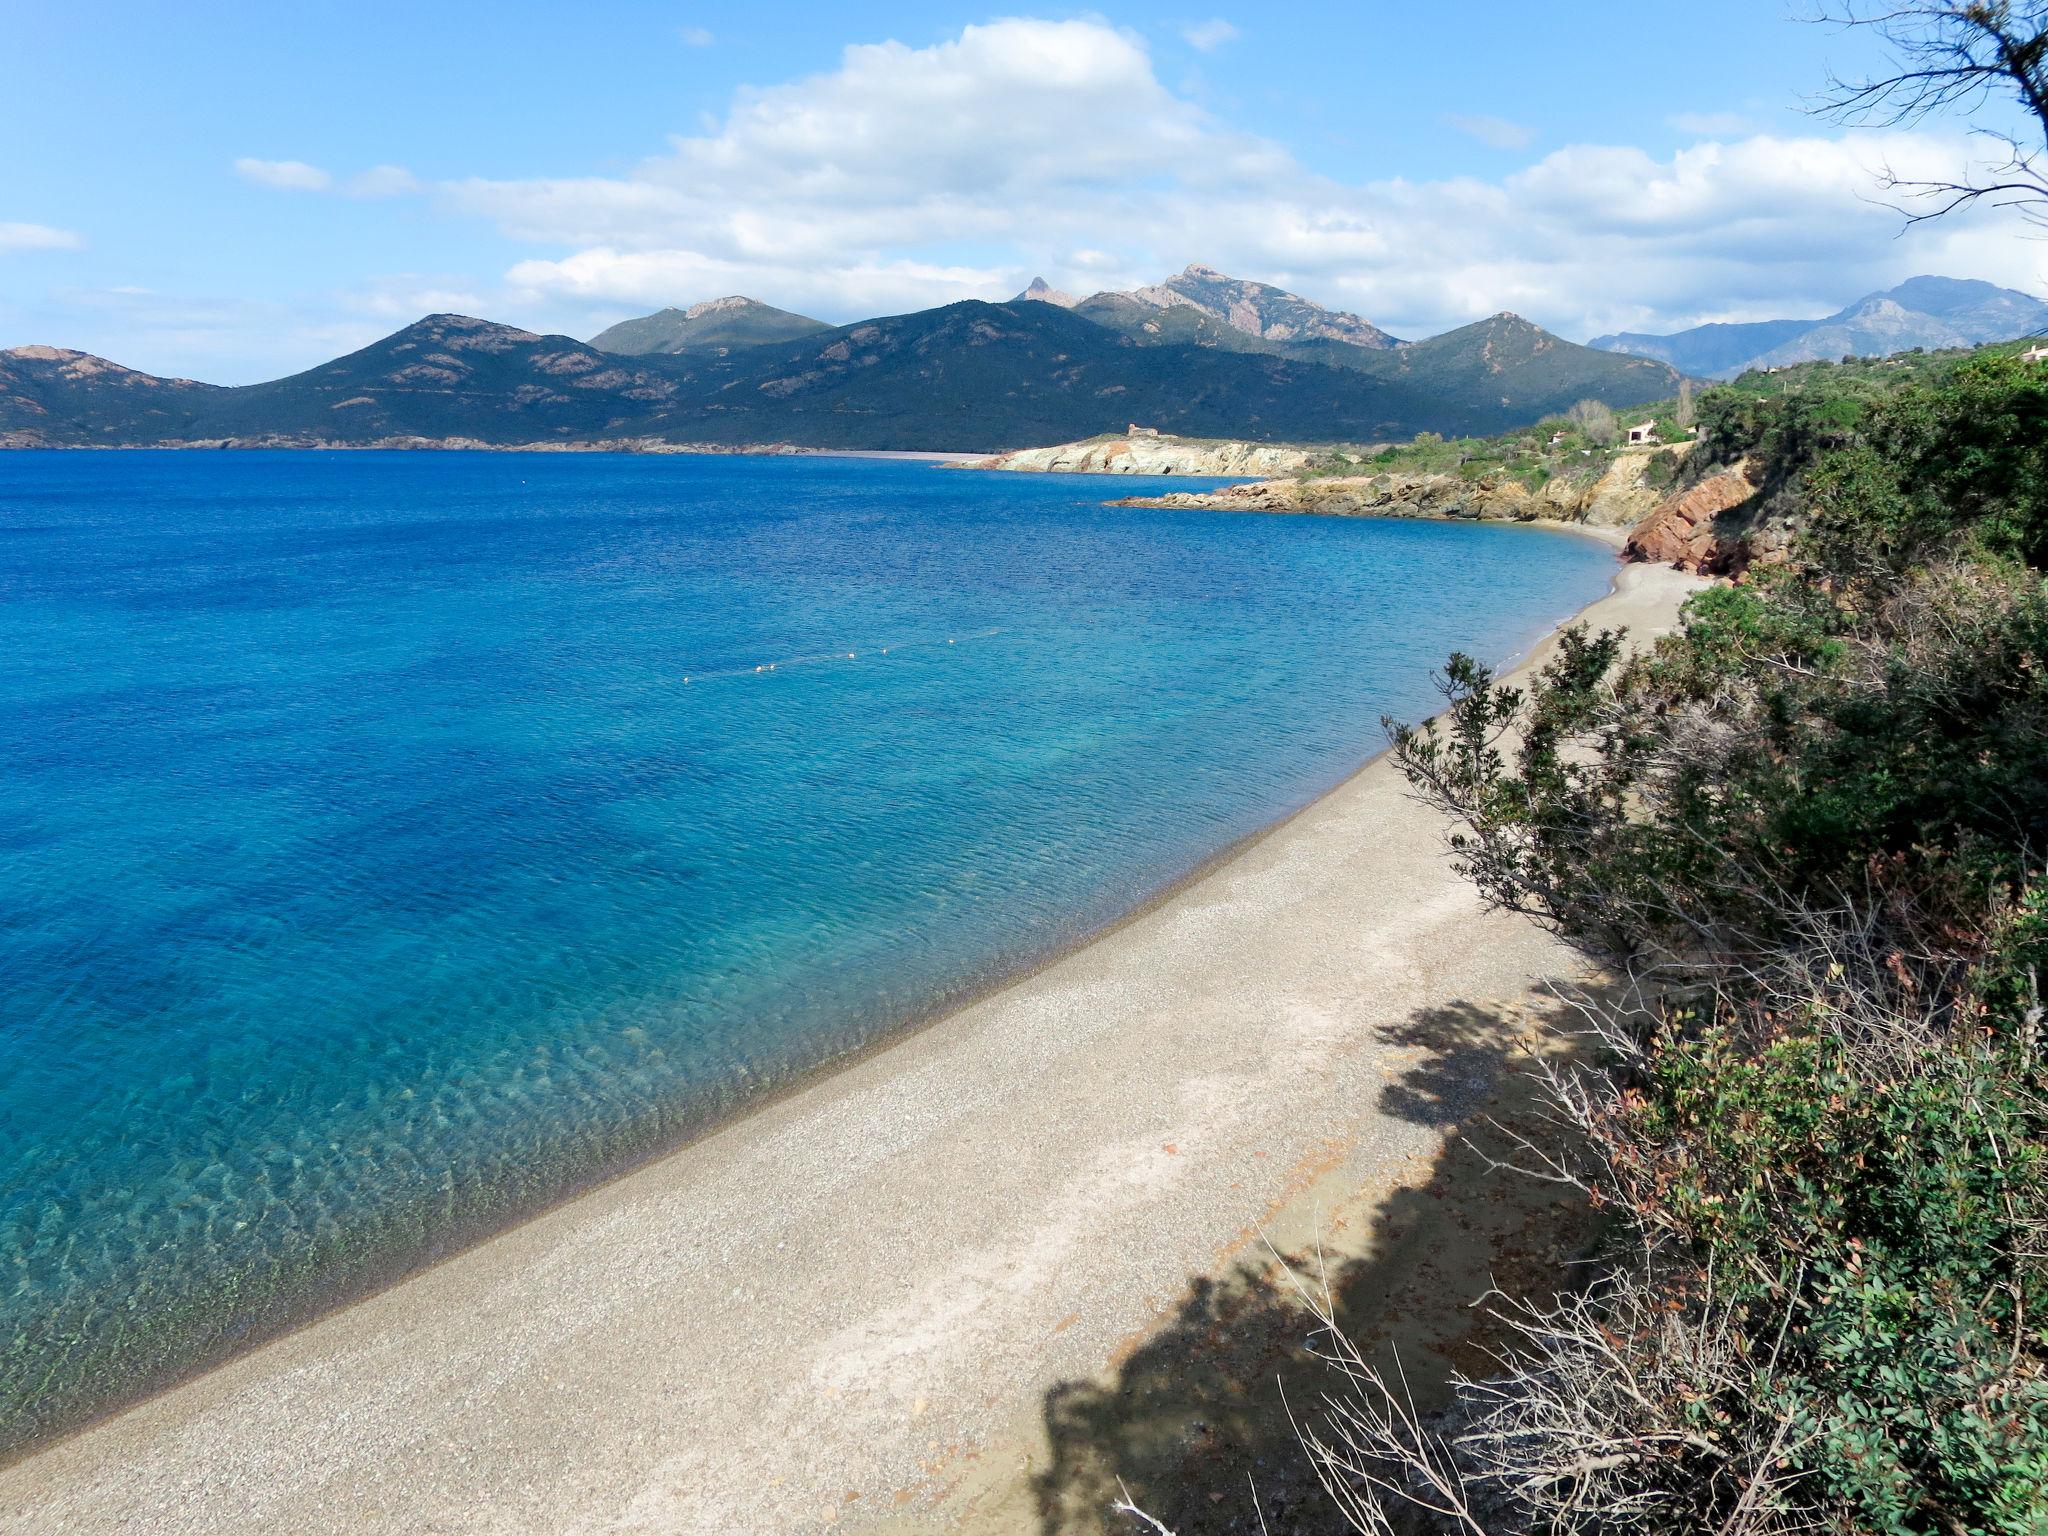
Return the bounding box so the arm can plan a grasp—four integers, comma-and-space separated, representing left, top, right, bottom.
0, 450, 1614, 1454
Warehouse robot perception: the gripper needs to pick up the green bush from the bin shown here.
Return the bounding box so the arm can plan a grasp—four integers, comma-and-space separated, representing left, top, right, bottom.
1378, 353, 2048, 1532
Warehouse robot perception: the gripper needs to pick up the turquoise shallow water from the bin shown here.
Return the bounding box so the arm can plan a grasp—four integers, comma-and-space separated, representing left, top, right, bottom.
0, 450, 1613, 1454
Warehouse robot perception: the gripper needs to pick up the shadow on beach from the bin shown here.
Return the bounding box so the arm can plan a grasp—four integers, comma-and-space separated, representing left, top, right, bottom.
1029, 993, 1595, 1536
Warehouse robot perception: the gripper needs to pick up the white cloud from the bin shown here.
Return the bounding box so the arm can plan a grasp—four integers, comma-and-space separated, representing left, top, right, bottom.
50, 14, 1992, 372
679, 25, 714, 46
1180, 18, 1238, 51
234, 157, 333, 192
433, 17, 2044, 342
504, 246, 1010, 320
1445, 113, 1535, 151
345, 165, 420, 198
0, 221, 82, 252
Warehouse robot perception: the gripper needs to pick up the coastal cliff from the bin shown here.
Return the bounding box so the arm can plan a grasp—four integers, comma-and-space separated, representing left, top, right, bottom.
1102, 447, 1678, 529
963, 432, 1319, 477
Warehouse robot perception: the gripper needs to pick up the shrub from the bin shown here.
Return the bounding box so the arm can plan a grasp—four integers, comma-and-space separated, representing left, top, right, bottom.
1325, 355, 2048, 1534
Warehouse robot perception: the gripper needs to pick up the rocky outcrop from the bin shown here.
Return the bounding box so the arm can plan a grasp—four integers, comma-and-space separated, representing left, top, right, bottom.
1623, 466, 1768, 573
1129, 264, 1401, 349
963, 433, 1319, 477
1579, 450, 1678, 527
1112, 472, 1576, 523
1013, 277, 1080, 308
1093, 445, 1688, 530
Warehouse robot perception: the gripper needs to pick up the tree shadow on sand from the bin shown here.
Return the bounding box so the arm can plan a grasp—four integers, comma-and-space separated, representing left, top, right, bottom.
1031, 994, 1595, 1536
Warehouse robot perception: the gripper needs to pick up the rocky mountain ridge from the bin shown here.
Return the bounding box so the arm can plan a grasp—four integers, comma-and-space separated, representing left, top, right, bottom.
3, 300, 1679, 451
1012, 277, 1080, 308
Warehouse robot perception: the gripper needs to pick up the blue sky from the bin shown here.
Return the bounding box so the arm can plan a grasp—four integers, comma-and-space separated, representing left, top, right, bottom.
5, 1, 2042, 381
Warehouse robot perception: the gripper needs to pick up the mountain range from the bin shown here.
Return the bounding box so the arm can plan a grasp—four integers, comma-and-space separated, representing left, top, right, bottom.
4, 267, 1683, 452
1591, 276, 2048, 378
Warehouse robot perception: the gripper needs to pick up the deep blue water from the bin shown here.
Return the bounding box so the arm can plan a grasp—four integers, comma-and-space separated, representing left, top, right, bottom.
0, 450, 1613, 1452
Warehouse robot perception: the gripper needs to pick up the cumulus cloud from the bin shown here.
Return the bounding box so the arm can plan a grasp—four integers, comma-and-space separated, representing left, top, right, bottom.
345, 165, 420, 198
0, 221, 83, 252
1180, 18, 1238, 51
170, 17, 2038, 355
1445, 113, 1536, 151
679, 25, 714, 46
234, 157, 333, 191
432, 16, 2044, 341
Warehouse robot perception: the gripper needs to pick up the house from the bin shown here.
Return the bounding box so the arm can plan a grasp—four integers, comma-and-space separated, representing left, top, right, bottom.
1549, 430, 1567, 446
1127, 423, 1161, 438
2022, 343, 2048, 364
1626, 420, 1659, 445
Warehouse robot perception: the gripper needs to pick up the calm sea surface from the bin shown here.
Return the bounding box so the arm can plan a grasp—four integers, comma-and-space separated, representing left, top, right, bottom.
0, 451, 1613, 1452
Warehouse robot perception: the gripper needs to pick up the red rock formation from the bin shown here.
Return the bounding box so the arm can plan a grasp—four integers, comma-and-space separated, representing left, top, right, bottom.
1625, 467, 1759, 574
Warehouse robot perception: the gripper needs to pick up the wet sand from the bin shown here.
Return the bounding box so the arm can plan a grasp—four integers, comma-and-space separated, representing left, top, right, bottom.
0, 558, 1702, 1536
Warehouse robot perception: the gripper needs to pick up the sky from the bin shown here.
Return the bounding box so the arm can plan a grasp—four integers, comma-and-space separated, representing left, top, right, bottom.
4, 0, 2044, 383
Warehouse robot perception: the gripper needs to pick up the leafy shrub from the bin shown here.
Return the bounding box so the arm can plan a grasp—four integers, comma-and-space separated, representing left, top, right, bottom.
1340, 355, 2048, 1534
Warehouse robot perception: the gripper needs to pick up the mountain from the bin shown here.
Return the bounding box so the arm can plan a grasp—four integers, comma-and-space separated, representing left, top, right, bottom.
1130, 263, 1402, 349
3, 297, 1681, 452
1588, 319, 1814, 378
1360, 312, 1681, 431
0, 345, 219, 446
1013, 277, 1079, 308
636, 300, 1456, 445
194, 314, 692, 443
1591, 276, 2048, 378
1071, 290, 1298, 357
587, 296, 830, 356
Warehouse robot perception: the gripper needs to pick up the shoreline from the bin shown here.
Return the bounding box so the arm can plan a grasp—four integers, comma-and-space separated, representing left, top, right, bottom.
0, 558, 1704, 1536
1, 440, 995, 460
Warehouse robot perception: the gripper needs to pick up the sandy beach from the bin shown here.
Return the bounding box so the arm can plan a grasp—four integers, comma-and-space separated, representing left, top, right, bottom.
0, 555, 1703, 1536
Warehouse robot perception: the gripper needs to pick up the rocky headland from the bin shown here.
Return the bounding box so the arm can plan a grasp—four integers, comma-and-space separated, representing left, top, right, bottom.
962, 432, 1321, 477
1101, 444, 1680, 529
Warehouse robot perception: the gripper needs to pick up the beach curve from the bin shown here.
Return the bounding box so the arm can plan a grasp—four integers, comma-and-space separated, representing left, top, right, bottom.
0, 556, 1704, 1536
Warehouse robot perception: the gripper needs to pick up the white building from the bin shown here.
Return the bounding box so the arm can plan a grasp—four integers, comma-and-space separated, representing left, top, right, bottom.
1626, 420, 1659, 445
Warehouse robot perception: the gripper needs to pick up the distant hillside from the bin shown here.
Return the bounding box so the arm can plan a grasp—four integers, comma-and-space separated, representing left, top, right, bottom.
1592, 275, 2048, 377
647, 300, 1459, 447
588, 297, 830, 356
1072, 291, 1297, 357
1350, 312, 1679, 433
1070, 286, 1677, 432
0, 345, 219, 446
3, 298, 1680, 452
195, 315, 691, 443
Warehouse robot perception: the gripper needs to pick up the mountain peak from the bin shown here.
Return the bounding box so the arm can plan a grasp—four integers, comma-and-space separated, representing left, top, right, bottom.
1015, 277, 1080, 308
588, 298, 831, 357
682, 296, 765, 320
1124, 265, 1402, 350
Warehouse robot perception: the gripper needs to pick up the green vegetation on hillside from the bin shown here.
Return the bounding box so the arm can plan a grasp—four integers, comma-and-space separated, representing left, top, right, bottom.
0, 300, 1686, 452
1345, 346, 2048, 1533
